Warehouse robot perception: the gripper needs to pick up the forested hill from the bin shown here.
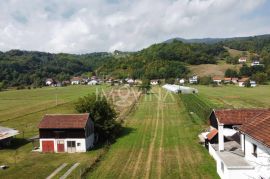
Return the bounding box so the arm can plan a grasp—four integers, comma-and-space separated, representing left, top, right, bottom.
1, 34, 270, 88
0, 50, 111, 87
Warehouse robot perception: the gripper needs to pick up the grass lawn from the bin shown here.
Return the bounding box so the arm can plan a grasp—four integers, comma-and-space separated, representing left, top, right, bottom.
0, 85, 110, 178
195, 85, 270, 108
86, 87, 218, 179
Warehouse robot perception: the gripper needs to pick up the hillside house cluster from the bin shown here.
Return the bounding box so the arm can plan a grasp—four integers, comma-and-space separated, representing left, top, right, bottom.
38, 113, 94, 153
200, 109, 270, 179
211, 77, 256, 87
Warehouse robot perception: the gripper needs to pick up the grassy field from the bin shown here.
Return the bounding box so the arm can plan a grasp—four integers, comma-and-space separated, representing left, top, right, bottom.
86, 87, 218, 179
0, 85, 111, 178
195, 85, 270, 108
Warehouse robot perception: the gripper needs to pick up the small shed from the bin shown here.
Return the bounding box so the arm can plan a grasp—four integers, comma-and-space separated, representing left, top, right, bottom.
0, 126, 19, 146
38, 113, 94, 153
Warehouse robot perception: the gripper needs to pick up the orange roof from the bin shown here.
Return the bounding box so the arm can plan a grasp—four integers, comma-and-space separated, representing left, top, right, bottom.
240, 111, 270, 147
38, 114, 90, 129
207, 129, 218, 140
224, 78, 231, 81
214, 109, 270, 125
71, 77, 82, 81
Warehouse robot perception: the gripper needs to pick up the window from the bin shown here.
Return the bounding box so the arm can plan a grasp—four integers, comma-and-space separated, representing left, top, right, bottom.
221, 162, 224, 173
67, 141, 75, 148
77, 143, 81, 146
252, 144, 257, 157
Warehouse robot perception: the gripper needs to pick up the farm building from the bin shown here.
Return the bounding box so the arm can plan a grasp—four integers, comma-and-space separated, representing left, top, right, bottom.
38, 113, 94, 153
201, 109, 270, 179
162, 84, 198, 94
0, 126, 19, 147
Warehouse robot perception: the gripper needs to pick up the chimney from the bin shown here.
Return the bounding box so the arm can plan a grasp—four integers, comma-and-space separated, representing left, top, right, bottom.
218, 123, 224, 151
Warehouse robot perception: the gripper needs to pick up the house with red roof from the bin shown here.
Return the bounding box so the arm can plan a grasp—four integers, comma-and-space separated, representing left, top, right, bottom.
38, 113, 94, 153
203, 109, 270, 179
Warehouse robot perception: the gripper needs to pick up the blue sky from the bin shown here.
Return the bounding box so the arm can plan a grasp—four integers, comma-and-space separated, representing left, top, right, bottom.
0, 0, 270, 53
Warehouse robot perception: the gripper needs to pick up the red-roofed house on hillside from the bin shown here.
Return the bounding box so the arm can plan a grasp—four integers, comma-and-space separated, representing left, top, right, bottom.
38, 113, 94, 153
212, 76, 223, 85
204, 109, 270, 179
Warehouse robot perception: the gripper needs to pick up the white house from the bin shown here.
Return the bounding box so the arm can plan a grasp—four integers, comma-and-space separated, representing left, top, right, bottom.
238, 78, 249, 87
150, 80, 159, 85
71, 77, 82, 85
127, 79, 134, 84
204, 109, 270, 179
212, 76, 223, 85
231, 78, 238, 84
189, 75, 198, 84
239, 57, 247, 63
250, 80, 257, 87
179, 78, 185, 85
45, 78, 54, 86
251, 61, 261, 66
38, 113, 94, 153
88, 80, 98, 85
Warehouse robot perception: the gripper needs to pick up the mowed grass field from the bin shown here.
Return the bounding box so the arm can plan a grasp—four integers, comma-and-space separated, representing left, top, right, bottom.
0, 85, 110, 179
195, 85, 270, 108
87, 87, 218, 179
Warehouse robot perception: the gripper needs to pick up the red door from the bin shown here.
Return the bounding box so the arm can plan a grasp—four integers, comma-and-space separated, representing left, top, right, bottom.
42, 141, 54, 153
57, 140, 65, 152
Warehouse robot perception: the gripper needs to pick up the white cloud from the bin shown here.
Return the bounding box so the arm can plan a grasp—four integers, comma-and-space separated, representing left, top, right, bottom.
0, 0, 269, 53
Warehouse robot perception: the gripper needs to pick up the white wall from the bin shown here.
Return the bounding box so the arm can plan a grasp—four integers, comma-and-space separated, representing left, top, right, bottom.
244, 135, 270, 178
40, 138, 90, 153
209, 144, 255, 179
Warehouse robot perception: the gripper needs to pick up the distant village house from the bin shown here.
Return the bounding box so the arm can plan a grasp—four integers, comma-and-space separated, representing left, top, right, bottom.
189, 75, 198, 84
150, 79, 159, 85
71, 77, 82, 85
238, 57, 247, 63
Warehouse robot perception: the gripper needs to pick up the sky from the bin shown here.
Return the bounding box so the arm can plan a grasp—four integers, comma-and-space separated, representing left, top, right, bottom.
0, 0, 270, 54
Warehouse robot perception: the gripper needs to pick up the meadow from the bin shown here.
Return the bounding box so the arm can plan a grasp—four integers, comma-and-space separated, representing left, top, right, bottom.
86, 87, 218, 179
195, 85, 270, 108
0, 85, 110, 178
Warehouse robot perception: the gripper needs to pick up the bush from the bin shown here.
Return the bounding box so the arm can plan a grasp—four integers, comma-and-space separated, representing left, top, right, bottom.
199, 76, 212, 85
75, 93, 121, 143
